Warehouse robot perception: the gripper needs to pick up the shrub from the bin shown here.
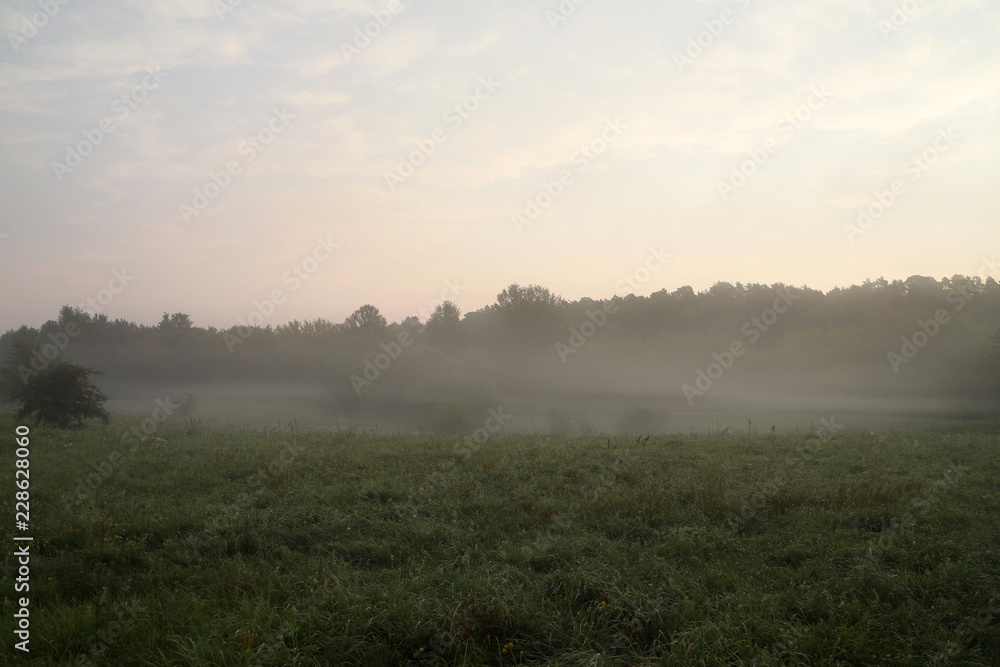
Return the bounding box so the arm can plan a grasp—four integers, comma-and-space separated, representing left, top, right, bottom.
11, 361, 111, 428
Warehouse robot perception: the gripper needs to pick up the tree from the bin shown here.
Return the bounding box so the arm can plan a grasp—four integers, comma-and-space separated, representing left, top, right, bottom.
159, 312, 193, 331
9, 361, 110, 428
495, 284, 564, 314
344, 305, 387, 335
492, 284, 566, 344
57, 305, 92, 330
0, 330, 110, 428
426, 301, 462, 348
0, 329, 39, 405
400, 316, 422, 336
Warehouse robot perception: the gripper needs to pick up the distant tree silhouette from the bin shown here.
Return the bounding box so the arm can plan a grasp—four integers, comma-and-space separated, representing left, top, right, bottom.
426, 301, 462, 348
493, 284, 566, 338
495, 284, 565, 314
57, 305, 91, 330
2, 274, 998, 415
0, 330, 39, 406
400, 316, 422, 335
159, 312, 193, 330
344, 305, 387, 335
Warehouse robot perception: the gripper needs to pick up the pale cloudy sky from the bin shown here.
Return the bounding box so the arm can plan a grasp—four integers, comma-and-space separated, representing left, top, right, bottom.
1, 0, 998, 332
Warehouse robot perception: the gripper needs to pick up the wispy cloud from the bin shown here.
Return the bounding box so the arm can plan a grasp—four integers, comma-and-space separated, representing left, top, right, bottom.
1, 0, 998, 330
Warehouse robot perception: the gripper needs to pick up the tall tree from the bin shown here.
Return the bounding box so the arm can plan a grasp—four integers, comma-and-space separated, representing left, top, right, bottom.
426, 301, 462, 348
495, 284, 564, 314
344, 305, 387, 335
159, 312, 193, 330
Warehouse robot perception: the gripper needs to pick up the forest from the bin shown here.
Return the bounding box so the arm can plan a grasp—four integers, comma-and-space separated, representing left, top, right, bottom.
3, 274, 999, 431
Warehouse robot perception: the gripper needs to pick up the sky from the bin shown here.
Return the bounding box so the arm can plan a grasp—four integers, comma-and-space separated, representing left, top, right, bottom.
1, 0, 998, 332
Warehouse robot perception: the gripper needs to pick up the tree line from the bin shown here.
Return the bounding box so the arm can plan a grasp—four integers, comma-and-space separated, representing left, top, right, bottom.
2, 275, 999, 427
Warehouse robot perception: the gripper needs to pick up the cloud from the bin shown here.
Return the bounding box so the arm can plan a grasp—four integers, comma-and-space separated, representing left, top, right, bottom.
0, 0, 997, 331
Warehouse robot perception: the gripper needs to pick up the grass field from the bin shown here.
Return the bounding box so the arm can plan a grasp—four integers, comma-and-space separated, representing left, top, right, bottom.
2, 411, 999, 665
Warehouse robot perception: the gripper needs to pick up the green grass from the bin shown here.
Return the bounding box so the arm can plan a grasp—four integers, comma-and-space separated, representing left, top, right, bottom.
2, 414, 999, 665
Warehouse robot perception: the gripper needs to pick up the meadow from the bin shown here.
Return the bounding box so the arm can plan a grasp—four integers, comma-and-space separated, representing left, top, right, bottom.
1, 411, 999, 666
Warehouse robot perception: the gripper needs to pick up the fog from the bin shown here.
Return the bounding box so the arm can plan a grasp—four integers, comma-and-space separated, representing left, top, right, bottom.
8, 276, 994, 434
